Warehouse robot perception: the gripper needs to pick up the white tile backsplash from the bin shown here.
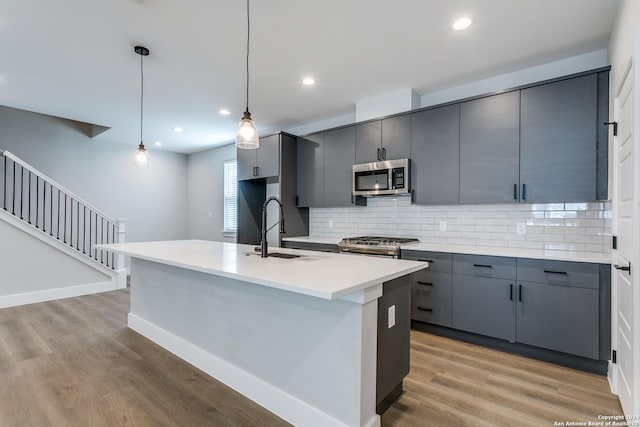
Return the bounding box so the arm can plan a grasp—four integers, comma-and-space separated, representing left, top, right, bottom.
309, 198, 612, 254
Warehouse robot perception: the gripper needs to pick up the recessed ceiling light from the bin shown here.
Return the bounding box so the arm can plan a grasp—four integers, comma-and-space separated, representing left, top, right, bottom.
219, 108, 231, 115
154, 141, 163, 146
302, 77, 315, 86
452, 17, 472, 31
172, 126, 184, 132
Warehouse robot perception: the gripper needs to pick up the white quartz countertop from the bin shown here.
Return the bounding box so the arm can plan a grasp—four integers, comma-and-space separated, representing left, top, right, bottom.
97, 240, 427, 300
282, 236, 612, 264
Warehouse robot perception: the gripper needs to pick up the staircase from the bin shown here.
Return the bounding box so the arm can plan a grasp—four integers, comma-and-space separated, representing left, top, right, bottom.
0, 150, 126, 308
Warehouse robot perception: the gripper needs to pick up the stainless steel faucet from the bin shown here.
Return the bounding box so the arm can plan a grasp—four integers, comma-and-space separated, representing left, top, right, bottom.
261, 196, 286, 258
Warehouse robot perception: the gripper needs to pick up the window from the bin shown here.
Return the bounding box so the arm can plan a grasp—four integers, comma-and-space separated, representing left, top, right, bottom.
223, 160, 237, 233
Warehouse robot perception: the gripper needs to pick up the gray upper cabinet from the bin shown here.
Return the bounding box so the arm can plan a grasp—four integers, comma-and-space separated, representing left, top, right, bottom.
381, 115, 411, 161
520, 74, 598, 202
297, 133, 324, 207
411, 104, 460, 204
460, 91, 521, 203
355, 121, 381, 164
355, 116, 411, 164
237, 134, 280, 181
323, 126, 356, 207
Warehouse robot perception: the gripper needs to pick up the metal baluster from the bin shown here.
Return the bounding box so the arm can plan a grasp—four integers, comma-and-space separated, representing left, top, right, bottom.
12, 160, 16, 215
49, 183, 53, 235
100, 217, 104, 264
19, 166, 24, 219
83, 206, 87, 254
64, 194, 68, 244
35, 177, 39, 229
3, 155, 7, 210
94, 212, 98, 260
27, 172, 31, 224
57, 189, 61, 239
77, 201, 80, 251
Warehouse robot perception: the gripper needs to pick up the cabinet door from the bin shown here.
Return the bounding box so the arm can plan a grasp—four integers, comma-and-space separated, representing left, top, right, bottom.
237, 147, 257, 181
452, 275, 516, 341
323, 126, 356, 207
516, 281, 599, 359
256, 134, 280, 178
520, 74, 598, 202
381, 115, 411, 161
297, 133, 324, 207
460, 91, 520, 203
411, 105, 460, 204
355, 121, 381, 164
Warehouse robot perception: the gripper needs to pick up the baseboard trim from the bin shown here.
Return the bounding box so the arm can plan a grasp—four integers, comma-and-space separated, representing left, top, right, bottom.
128, 313, 358, 427
0, 280, 118, 309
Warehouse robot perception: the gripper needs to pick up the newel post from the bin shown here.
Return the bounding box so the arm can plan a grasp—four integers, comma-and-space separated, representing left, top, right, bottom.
116, 218, 127, 273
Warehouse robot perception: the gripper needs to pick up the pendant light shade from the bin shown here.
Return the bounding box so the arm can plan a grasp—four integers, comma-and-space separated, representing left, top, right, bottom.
236, 0, 259, 149
134, 45, 151, 167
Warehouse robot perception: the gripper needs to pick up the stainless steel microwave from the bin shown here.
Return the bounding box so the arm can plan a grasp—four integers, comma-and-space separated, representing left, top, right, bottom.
352, 158, 410, 197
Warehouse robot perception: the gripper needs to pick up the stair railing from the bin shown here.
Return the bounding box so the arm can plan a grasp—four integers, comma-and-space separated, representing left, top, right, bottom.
0, 150, 125, 271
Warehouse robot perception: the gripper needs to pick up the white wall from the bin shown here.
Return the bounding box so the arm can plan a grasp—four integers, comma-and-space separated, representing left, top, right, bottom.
187, 143, 236, 241
0, 106, 189, 243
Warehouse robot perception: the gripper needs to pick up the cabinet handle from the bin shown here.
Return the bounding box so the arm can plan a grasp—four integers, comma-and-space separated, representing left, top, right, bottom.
522, 183, 527, 201
510, 284, 513, 301
377, 148, 381, 161
382, 147, 387, 160
411, 189, 415, 203
513, 184, 518, 200
418, 259, 434, 263
255, 166, 260, 177
544, 270, 568, 275
252, 166, 257, 177
417, 307, 433, 313
417, 281, 433, 287
518, 284, 523, 302
473, 264, 492, 268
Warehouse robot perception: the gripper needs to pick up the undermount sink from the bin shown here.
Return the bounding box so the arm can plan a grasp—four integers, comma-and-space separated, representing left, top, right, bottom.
245, 250, 302, 259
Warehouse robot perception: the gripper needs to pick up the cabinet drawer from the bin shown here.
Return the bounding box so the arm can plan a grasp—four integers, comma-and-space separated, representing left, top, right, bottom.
411, 271, 452, 299
402, 250, 452, 273
453, 254, 516, 279
412, 295, 452, 327
516, 259, 600, 289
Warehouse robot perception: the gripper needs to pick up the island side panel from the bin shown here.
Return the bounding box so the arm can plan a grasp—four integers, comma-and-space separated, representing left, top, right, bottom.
128, 258, 381, 427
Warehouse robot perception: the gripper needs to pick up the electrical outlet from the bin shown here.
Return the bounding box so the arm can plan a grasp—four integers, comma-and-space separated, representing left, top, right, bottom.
207, 211, 213, 218
388, 305, 396, 329
439, 221, 447, 232
328, 220, 334, 229
517, 223, 526, 235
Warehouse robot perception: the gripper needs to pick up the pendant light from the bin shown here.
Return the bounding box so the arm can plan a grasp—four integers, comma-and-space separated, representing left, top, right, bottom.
133, 45, 151, 167
236, 0, 259, 149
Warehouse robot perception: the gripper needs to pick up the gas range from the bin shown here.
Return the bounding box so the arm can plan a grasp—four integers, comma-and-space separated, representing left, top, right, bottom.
337, 236, 419, 258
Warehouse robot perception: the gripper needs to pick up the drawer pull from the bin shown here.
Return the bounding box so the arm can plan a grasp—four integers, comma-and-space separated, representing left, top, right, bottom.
417, 259, 433, 263
417, 281, 433, 287
519, 284, 523, 302
509, 284, 513, 301
417, 307, 433, 313
473, 264, 492, 268
544, 270, 567, 275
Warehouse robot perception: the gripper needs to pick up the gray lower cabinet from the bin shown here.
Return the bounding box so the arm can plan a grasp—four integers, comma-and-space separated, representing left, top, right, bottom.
411, 271, 452, 327
237, 134, 280, 181
519, 74, 598, 202
459, 91, 520, 203
410, 104, 460, 204
296, 132, 324, 207
323, 126, 356, 207
516, 281, 599, 359
452, 275, 516, 341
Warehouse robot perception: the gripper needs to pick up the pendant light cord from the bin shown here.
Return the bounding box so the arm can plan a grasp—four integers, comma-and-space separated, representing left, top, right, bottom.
245, 0, 250, 113
140, 52, 144, 144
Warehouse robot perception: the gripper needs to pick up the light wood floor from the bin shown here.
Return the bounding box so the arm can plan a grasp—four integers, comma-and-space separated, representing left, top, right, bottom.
0, 289, 623, 426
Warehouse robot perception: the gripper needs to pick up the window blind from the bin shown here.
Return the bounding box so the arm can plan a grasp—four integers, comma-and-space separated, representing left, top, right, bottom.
223, 160, 237, 232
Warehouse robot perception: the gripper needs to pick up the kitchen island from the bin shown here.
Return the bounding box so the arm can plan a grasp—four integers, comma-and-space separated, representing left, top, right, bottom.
97, 240, 426, 427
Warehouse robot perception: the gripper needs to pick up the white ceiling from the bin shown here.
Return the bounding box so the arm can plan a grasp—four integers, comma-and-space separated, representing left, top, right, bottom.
0, 0, 620, 154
